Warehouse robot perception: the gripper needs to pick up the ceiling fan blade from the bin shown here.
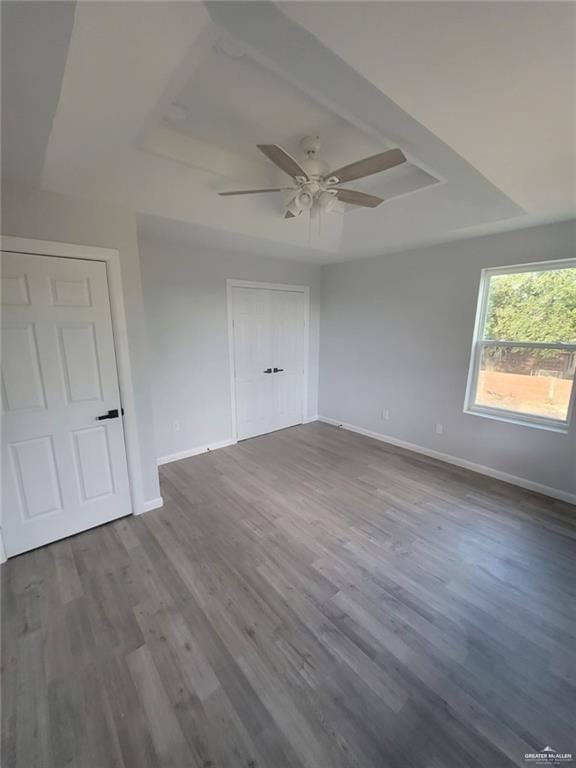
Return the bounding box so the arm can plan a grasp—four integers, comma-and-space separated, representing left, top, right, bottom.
219, 187, 293, 196
335, 188, 385, 208
327, 148, 406, 184
257, 144, 310, 180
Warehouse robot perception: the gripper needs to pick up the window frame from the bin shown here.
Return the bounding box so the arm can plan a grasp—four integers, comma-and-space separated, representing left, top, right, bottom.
464, 258, 576, 433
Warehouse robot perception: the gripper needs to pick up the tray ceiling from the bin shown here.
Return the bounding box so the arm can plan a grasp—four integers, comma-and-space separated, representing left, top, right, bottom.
5, 1, 570, 261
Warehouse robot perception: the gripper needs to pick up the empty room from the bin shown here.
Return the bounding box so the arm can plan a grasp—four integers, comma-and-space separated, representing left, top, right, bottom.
1, 1, 575, 766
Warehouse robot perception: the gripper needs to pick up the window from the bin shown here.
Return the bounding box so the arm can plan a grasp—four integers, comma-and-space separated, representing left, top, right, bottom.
465, 259, 576, 431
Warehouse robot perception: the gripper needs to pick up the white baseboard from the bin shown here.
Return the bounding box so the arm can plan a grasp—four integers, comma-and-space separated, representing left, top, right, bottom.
318, 416, 576, 506
158, 423, 318, 466
157, 438, 237, 466
136, 496, 164, 515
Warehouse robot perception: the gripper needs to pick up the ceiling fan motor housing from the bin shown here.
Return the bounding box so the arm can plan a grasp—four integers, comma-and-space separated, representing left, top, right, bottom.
299, 135, 321, 156
300, 157, 327, 179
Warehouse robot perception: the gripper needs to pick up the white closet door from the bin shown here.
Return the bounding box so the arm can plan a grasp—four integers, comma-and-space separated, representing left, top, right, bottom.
2, 252, 132, 557
270, 290, 305, 432
232, 287, 275, 440
231, 285, 306, 441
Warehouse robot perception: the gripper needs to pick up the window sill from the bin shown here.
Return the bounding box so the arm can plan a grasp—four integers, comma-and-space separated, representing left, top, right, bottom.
463, 406, 570, 434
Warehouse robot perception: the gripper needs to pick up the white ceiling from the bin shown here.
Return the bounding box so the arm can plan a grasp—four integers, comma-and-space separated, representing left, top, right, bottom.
4, 1, 574, 262
1, 1, 75, 187
168, 39, 387, 163
160, 37, 441, 211
281, 0, 576, 223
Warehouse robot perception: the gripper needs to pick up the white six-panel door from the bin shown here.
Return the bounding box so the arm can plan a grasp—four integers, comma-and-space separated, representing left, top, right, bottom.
270, 289, 306, 432
231, 285, 306, 441
1, 252, 132, 557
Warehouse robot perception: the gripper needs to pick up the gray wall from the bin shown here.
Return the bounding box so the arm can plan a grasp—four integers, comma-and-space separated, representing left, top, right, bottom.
4, 193, 571, 515
319, 220, 576, 497
139, 231, 321, 461
1, 184, 161, 505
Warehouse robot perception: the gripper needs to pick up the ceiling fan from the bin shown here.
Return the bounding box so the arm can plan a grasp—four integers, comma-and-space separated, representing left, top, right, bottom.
218, 135, 406, 219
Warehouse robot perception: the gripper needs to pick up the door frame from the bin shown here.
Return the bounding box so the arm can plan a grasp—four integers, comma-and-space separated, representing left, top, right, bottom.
1, 236, 145, 548
226, 279, 310, 443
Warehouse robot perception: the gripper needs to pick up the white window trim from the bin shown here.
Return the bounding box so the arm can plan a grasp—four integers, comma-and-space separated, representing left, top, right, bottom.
464, 258, 576, 433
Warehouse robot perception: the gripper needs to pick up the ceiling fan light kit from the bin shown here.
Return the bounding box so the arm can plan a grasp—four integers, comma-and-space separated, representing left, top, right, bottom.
286, 189, 314, 218
218, 135, 407, 220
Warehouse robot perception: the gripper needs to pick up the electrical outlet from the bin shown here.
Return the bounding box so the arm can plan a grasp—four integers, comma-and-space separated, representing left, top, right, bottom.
435, 423, 445, 435
381, 408, 390, 421
173, 420, 181, 432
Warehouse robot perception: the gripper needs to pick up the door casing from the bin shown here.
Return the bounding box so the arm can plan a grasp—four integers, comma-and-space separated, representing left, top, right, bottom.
226, 279, 310, 443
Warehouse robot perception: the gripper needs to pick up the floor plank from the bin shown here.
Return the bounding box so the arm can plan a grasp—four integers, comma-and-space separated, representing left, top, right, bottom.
2, 422, 576, 767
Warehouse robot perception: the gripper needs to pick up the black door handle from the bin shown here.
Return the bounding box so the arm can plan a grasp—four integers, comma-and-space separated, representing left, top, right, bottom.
263, 368, 272, 374
96, 409, 120, 420
273, 367, 284, 373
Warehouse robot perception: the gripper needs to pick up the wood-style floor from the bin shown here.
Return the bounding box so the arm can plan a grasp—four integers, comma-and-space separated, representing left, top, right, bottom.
2, 422, 576, 768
